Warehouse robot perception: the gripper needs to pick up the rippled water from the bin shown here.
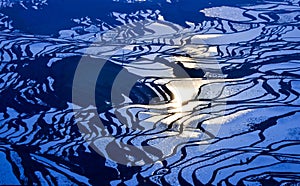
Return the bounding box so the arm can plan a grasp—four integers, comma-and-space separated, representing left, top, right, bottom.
1, 0, 300, 185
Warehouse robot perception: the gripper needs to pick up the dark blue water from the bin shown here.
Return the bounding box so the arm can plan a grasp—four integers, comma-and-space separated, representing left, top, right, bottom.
1, 0, 300, 185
